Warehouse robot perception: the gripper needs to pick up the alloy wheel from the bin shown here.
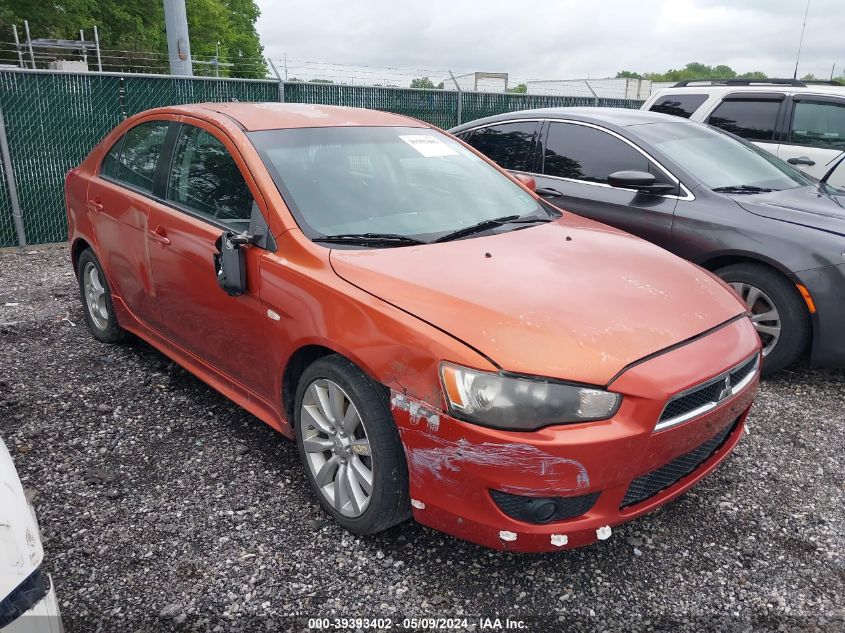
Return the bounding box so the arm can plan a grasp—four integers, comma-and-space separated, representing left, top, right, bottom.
300, 378, 374, 518
83, 262, 109, 331
729, 281, 781, 357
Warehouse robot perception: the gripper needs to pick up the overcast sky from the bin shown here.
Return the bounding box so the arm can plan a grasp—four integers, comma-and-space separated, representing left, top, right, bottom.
255, 0, 843, 83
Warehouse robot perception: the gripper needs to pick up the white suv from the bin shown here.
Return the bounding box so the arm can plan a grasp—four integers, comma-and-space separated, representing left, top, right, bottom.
641, 79, 845, 186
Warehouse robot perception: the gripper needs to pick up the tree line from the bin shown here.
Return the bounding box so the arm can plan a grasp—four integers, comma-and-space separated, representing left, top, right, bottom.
0, 0, 266, 78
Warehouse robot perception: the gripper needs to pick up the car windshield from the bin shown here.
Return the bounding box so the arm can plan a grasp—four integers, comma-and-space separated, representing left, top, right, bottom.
248, 126, 548, 242
634, 122, 814, 191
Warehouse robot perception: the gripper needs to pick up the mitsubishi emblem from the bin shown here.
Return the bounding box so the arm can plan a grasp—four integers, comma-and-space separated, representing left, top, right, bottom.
716, 375, 732, 401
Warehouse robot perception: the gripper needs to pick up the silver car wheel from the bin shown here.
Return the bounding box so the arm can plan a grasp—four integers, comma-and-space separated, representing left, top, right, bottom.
83, 262, 109, 331
730, 281, 781, 357
300, 378, 374, 518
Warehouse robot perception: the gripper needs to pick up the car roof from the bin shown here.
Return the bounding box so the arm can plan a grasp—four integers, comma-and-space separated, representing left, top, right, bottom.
451, 107, 689, 132
159, 102, 428, 131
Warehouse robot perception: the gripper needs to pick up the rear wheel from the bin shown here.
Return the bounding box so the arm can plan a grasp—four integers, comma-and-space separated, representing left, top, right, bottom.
715, 263, 809, 375
294, 355, 410, 535
76, 249, 126, 344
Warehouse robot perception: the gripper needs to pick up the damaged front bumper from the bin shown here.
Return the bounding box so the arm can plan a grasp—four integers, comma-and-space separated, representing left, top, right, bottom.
391, 317, 760, 552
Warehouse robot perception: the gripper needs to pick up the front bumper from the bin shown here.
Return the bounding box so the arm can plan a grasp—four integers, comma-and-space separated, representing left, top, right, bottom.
392, 317, 760, 552
796, 263, 845, 368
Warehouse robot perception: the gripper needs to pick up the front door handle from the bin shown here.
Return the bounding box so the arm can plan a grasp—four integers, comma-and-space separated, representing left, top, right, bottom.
536, 187, 563, 197
148, 226, 171, 246
787, 156, 816, 166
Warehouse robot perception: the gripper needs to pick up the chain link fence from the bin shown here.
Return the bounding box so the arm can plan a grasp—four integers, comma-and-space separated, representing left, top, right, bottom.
0, 69, 643, 247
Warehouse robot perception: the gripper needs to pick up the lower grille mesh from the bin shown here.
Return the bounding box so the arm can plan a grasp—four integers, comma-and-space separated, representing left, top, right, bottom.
621, 417, 739, 508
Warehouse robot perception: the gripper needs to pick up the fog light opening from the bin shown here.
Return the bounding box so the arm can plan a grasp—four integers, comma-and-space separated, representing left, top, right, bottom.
525, 498, 557, 523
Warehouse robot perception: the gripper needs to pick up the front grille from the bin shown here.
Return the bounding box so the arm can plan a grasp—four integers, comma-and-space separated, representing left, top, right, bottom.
621, 417, 740, 508
656, 354, 759, 431
490, 489, 600, 524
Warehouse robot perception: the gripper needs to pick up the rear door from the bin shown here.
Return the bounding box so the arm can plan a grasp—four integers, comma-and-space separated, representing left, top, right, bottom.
456, 120, 541, 174
778, 95, 845, 182
531, 121, 680, 248
146, 119, 273, 398
87, 119, 171, 326
704, 93, 784, 157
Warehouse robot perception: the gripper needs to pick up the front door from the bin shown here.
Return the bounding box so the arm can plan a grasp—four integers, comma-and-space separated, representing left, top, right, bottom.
777, 96, 845, 185
533, 121, 678, 249
147, 121, 273, 398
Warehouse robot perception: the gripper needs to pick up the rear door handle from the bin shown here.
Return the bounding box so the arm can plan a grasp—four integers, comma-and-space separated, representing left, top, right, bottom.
87, 199, 104, 213
787, 156, 816, 166
148, 226, 171, 246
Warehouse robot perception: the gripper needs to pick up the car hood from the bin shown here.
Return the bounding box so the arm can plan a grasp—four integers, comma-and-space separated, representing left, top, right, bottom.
730, 185, 845, 236
329, 215, 747, 385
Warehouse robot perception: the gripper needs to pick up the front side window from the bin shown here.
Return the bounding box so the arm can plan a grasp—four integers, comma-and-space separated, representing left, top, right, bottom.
166, 125, 253, 227
634, 121, 813, 191
249, 126, 547, 240
462, 121, 539, 171
649, 94, 708, 119
707, 99, 781, 141
543, 122, 667, 184
790, 100, 845, 149
112, 121, 170, 192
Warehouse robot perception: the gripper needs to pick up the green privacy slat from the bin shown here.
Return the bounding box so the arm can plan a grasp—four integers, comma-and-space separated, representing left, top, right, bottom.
0, 71, 642, 246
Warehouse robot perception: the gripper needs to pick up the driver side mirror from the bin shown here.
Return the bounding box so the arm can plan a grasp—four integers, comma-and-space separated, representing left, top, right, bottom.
607, 170, 678, 195
214, 231, 250, 296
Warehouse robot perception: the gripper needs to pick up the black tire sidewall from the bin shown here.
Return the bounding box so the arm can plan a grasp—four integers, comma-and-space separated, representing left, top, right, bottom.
293, 354, 410, 535
76, 249, 125, 344
715, 263, 810, 375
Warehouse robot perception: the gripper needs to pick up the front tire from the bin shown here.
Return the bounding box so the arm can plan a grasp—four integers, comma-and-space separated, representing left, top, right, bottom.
76, 249, 126, 344
715, 263, 809, 375
294, 355, 410, 535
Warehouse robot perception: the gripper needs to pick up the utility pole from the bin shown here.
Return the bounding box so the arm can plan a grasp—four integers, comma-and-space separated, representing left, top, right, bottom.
163, 0, 193, 76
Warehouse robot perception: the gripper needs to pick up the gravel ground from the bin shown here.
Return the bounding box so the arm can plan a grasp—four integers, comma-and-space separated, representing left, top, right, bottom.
0, 246, 843, 633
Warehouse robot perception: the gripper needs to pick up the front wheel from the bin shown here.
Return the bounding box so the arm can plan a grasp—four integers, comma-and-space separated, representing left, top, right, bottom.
715, 263, 810, 375
294, 355, 410, 535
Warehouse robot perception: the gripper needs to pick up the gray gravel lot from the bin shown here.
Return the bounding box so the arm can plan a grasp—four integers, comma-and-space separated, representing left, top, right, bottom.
0, 246, 843, 633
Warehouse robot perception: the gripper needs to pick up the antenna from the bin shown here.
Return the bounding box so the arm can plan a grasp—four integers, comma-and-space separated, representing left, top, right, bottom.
793, 0, 811, 80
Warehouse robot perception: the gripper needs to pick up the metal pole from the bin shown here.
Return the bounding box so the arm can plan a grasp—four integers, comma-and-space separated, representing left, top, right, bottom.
584, 80, 599, 107
0, 108, 27, 247
24, 20, 35, 69
79, 30, 88, 66
267, 58, 285, 102
163, 0, 193, 76
12, 26, 24, 68
449, 70, 462, 126
284, 53, 288, 80
93, 25, 102, 72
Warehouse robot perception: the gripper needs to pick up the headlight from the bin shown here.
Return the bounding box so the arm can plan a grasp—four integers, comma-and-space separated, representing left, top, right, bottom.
440, 362, 621, 430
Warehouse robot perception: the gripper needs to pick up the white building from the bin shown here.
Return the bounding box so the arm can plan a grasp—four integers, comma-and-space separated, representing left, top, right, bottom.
440, 72, 509, 92
527, 78, 652, 100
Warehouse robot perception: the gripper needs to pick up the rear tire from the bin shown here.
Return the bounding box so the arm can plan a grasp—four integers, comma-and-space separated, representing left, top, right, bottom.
294, 354, 410, 535
76, 249, 126, 344
715, 263, 809, 375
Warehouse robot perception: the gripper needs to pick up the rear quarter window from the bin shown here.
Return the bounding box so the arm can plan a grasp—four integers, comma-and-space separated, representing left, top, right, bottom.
649, 94, 708, 119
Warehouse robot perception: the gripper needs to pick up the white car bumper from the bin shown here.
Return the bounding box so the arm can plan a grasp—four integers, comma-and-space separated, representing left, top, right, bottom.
2, 574, 62, 633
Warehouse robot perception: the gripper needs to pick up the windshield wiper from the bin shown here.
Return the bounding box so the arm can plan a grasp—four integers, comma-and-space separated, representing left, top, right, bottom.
712, 185, 778, 194
434, 214, 551, 243
313, 232, 427, 247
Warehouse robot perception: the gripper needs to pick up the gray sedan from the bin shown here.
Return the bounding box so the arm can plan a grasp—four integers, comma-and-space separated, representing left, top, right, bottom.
451, 108, 845, 374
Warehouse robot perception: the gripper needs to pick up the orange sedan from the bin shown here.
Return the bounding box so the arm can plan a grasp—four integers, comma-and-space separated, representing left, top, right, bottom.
65, 103, 760, 551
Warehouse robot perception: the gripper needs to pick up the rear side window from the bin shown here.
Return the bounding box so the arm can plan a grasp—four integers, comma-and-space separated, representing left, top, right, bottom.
649, 94, 708, 119
166, 124, 253, 227
463, 121, 539, 171
790, 100, 845, 149
543, 122, 667, 184
707, 99, 781, 141
112, 121, 170, 192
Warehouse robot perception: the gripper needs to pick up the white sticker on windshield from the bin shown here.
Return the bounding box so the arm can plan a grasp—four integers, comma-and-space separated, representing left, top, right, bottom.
399, 134, 458, 157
